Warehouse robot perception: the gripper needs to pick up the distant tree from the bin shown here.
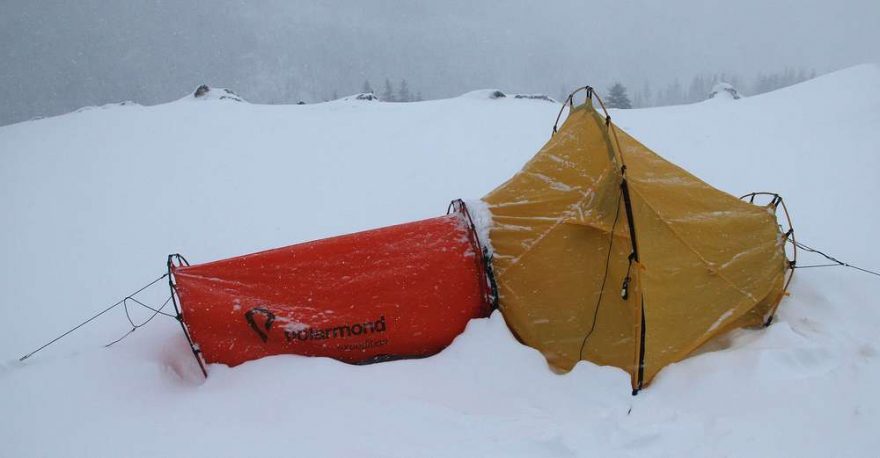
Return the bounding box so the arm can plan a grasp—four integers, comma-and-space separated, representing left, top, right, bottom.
687, 74, 707, 103
751, 67, 815, 95
606, 82, 632, 109
362, 80, 373, 94
414, 92, 423, 102
633, 91, 643, 108
332, 90, 338, 100
398, 79, 411, 102
382, 78, 395, 102
641, 81, 653, 107
660, 79, 683, 106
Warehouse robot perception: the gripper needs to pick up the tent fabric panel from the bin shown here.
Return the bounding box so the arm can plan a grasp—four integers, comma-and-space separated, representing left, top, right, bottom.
484, 106, 639, 377
609, 123, 786, 385
619, 129, 785, 299
630, 196, 774, 385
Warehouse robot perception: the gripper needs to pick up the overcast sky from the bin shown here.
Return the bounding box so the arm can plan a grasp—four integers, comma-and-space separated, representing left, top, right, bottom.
1, 0, 878, 125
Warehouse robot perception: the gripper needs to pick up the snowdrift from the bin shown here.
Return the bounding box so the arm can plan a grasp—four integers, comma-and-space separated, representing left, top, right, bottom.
2, 65, 880, 457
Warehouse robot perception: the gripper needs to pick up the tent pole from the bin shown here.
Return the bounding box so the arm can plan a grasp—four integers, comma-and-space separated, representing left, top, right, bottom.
167, 254, 208, 378
591, 88, 647, 395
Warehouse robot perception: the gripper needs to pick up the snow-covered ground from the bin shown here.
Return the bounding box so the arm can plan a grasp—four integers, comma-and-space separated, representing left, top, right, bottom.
2, 65, 879, 457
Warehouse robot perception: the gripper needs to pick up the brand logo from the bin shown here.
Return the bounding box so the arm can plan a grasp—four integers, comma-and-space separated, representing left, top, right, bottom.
244, 307, 275, 342
244, 307, 387, 343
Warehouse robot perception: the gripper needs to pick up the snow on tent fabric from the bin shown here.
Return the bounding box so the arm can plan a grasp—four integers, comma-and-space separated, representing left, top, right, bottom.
482, 90, 790, 392
170, 204, 493, 369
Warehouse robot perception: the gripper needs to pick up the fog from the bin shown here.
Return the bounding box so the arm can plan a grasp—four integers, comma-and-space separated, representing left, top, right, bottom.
2, 0, 878, 125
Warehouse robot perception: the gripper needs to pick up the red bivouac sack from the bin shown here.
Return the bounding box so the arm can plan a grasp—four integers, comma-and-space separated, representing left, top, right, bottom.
169, 201, 494, 374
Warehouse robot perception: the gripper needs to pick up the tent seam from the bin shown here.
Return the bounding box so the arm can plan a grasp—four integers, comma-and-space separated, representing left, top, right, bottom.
494, 165, 618, 277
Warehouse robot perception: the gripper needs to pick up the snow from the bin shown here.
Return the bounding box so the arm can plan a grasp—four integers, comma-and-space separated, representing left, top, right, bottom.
2, 64, 880, 457
459, 89, 509, 99
187, 85, 246, 102
708, 82, 741, 100
465, 198, 495, 257
513, 94, 557, 103
334, 92, 381, 102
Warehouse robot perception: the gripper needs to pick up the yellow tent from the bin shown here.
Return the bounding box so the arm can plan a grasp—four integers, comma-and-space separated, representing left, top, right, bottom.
483, 87, 792, 393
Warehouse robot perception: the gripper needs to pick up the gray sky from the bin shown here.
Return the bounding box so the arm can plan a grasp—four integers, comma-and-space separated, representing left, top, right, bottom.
1, 0, 878, 125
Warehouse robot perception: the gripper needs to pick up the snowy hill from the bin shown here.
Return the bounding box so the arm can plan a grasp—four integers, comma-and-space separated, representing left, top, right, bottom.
2, 65, 879, 457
